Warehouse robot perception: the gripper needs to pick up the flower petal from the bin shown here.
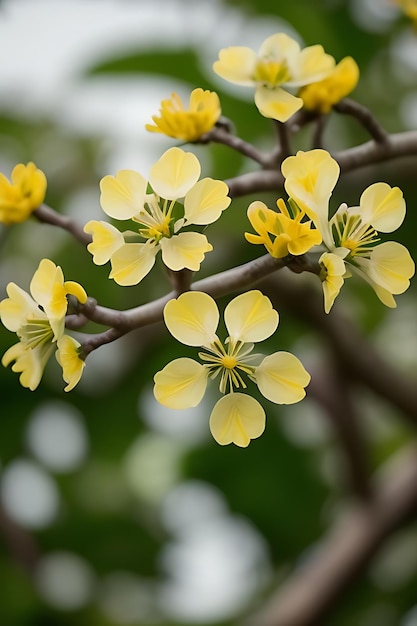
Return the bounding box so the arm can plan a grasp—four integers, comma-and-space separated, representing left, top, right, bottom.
359, 182, 406, 232
164, 291, 219, 347
56, 335, 85, 392
289, 44, 335, 86
254, 85, 303, 122
209, 393, 265, 447
100, 170, 147, 220
2, 341, 53, 391
367, 241, 415, 295
224, 290, 278, 343
319, 252, 346, 313
160, 232, 212, 271
154, 357, 208, 409
109, 242, 157, 286
213, 46, 258, 85
84, 220, 125, 265
149, 147, 201, 200
256, 351, 310, 404
0, 283, 39, 331
183, 178, 231, 225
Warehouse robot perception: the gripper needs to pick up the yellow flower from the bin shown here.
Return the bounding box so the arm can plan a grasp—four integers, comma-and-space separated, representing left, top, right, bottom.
299, 57, 359, 114
213, 32, 335, 122
56, 335, 86, 392
245, 197, 322, 258
0, 259, 87, 390
319, 252, 346, 313
0, 162, 47, 224
282, 149, 415, 308
84, 147, 231, 286
145, 88, 221, 141
153, 290, 310, 447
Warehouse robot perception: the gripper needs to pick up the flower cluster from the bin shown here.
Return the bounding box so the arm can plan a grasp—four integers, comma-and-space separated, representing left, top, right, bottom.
0, 259, 87, 391
213, 32, 336, 122
154, 290, 310, 447
0, 162, 47, 225
280, 149, 415, 311
298, 56, 359, 114
84, 147, 231, 285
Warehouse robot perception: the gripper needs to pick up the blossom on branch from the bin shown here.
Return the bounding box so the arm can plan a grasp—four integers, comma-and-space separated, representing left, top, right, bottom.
0, 162, 47, 224
213, 32, 335, 122
0, 259, 87, 391
281, 149, 415, 310
299, 56, 359, 114
145, 88, 221, 141
245, 197, 322, 258
84, 147, 231, 286
153, 290, 310, 447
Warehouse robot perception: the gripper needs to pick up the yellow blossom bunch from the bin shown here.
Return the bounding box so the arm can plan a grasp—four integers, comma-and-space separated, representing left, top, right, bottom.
213, 32, 335, 122
145, 88, 221, 141
0, 259, 87, 391
0, 162, 47, 225
281, 149, 415, 311
154, 290, 310, 447
84, 146, 231, 285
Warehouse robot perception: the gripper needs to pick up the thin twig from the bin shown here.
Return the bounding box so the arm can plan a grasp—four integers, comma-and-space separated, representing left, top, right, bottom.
200, 126, 269, 166
34, 204, 91, 247
334, 98, 389, 144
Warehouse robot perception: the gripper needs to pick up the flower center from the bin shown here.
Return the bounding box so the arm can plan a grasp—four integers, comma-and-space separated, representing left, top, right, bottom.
199, 338, 257, 394
331, 211, 380, 260
253, 59, 291, 87
133, 194, 176, 243
18, 317, 54, 349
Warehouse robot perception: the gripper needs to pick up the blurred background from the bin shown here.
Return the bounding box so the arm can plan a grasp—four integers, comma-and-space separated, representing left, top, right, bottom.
1, 0, 417, 624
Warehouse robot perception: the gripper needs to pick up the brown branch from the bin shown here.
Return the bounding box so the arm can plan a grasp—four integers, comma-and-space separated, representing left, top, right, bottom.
226, 130, 417, 198
34, 204, 91, 246
249, 444, 417, 626
334, 98, 389, 144
200, 126, 269, 166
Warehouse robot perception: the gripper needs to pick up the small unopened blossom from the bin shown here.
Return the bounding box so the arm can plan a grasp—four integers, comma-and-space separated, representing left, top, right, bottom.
84, 147, 231, 286
0, 162, 47, 224
245, 197, 322, 258
145, 88, 221, 142
154, 290, 310, 447
0, 259, 87, 391
299, 56, 359, 114
282, 149, 415, 310
213, 32, 335, 122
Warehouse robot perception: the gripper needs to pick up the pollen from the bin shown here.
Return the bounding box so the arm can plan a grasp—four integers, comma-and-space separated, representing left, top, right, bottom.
221, 355, 237, 370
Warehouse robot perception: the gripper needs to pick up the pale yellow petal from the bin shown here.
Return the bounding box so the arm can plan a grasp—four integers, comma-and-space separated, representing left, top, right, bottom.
254, 86, 303, 122
359, 183, 406, 232
224, 290, 278, 343
84, 220, 125, 265
160, 232, 213, 271
282, 149, 339, 242
213, 46, 258, 85
30, 258, 63, 306
56, 335, 85, 392
258, 32, 300, 62
153, 357, 208, 409
183, 178, 231, 225
149, 147, 201, 200
289, 44, 335, 86
256, 351, 310, 404
209, 393, 265, 447
109, 242, 157, 286
0, 283, 39, 331
63, 281, 87, 305
163, 291, 219, 347
367, 241, 415, 295
2, 341, 53, 391
100, 170, 147, 220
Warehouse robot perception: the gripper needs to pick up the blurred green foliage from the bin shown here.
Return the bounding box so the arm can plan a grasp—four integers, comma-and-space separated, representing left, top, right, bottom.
1, 1, 417, 625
